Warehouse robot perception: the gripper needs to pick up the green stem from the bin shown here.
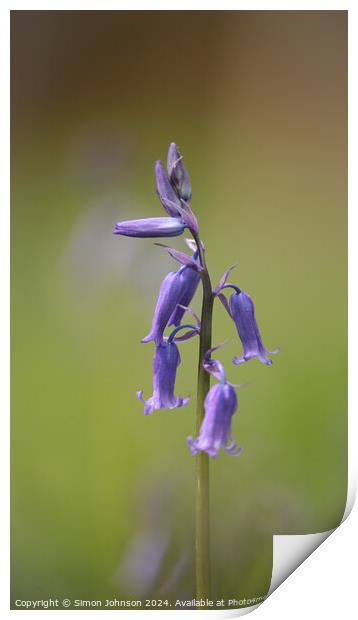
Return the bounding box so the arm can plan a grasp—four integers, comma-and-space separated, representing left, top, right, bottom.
193, 232, 213, 600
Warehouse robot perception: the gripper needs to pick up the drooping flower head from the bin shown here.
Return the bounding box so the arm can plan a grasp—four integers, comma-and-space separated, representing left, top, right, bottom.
165, 239, 204, 327
230, 291, 278, 366
142, 244, 202, 343
137, 324, 199, 415
188, 353, 242, 458
141, 271, 187, 345
214, 267, 278, 366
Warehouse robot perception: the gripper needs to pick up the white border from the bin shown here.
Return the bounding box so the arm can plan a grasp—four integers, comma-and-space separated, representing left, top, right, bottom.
1, 2, 355, 619
0, 2, 352, 9
0, 2, 11, 619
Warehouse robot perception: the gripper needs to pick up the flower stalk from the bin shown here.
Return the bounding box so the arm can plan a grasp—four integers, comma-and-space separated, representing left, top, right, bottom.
193, 231, 213, 600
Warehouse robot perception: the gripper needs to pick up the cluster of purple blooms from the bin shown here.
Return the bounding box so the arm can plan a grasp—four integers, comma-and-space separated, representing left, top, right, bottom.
114, 143, 278, 458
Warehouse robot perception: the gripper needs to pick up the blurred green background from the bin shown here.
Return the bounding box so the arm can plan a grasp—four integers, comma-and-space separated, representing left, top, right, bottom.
11, 10, 347, 608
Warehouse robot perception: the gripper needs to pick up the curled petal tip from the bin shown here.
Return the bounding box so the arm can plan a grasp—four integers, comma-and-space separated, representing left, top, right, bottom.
141, 334, 154, 343
177, 396, 190, 409
187, 436, 198, 456
232, 356, 245, 366
136, 391, 155, 415
226, 443, 243, 457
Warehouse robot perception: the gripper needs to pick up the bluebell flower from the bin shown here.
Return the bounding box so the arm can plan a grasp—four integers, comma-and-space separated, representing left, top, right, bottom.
137, 338, 190, 415
188, 359, 242, 458
142, 246, 202, 343
214, 267, 278, 367
164, 249, 201, 327
167, 142, 192, 202
230, 290, 278, 366
113, 217, 185, 238
141, 271, 187, 344
153, 245, 201, 327
168, 265, 200, 326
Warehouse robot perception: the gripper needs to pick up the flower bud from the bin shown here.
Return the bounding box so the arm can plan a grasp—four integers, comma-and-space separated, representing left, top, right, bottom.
155, 161, 182, 217
113, 217, 185, 238
167, 142, 192, 202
